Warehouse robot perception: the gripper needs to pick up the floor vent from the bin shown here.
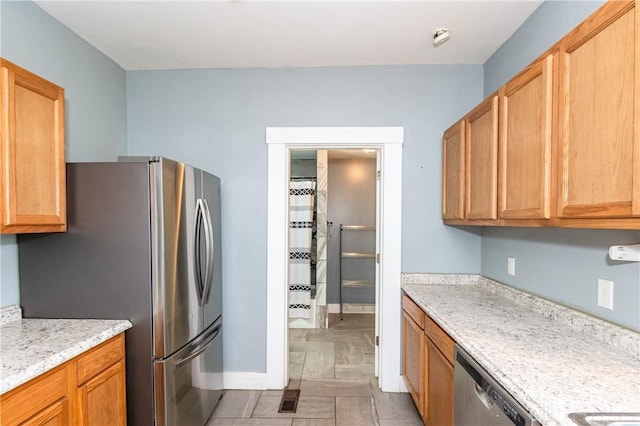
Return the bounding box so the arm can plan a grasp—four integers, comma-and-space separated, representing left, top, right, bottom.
278, 389, 301, 413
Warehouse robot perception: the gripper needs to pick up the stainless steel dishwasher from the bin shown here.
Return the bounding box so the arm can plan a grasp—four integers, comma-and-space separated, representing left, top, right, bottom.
454, 345, 540, 426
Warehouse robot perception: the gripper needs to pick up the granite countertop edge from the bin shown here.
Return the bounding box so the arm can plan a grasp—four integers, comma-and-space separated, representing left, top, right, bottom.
0, 315, 133, 394
401, 273, 640, 354
400, 273, 640, 426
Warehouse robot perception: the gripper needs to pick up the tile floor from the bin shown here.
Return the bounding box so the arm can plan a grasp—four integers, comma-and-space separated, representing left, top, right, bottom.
207, 314, 422, 426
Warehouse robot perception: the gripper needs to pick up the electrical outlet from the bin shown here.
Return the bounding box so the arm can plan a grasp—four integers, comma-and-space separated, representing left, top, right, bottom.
507, 257, 516, 276
597, 279, 614, 310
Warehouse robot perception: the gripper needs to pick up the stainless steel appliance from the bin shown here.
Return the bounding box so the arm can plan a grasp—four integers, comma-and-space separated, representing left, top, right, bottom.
18, 157, 223, 426
454, 345, 540, 426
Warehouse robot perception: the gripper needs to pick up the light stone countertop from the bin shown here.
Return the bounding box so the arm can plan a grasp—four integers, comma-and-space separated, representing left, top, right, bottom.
401, 274, 640, 426
0, 306, 132, 394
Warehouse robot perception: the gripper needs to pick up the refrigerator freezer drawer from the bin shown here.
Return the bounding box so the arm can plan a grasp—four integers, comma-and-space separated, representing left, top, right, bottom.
154, 318, 223, 426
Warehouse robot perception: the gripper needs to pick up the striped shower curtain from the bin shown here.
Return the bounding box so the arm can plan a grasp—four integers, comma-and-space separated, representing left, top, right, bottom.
288, 180, 316, 318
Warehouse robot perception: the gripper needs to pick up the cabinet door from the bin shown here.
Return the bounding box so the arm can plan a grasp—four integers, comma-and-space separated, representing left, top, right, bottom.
0, 365, 70, 426
0, 59, 66, 233
499, 55, 553, 220
77, 361, 126, 426
402, 311, 424, 416
442, 120, 465, 220
424, 337, 453, 426
20, 399, 69, 426
466, 96, 499, 220
557, 1, 639, 219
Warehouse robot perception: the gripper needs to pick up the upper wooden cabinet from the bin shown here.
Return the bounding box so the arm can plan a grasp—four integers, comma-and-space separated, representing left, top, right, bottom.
1, 58, 66, 234
499, 55, 553, 220
442, 120, 465, 220
442, 0, 639, 229
465, 95, 498, 220
557, 1, 639, 221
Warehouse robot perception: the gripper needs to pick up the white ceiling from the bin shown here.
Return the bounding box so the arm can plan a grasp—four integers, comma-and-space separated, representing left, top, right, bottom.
34, 0, 543, 71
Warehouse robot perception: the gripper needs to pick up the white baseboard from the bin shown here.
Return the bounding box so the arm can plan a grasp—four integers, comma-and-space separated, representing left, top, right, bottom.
327, 303, 375, 314
222, 373, 402, 393
223, 372, 269, 390
378, 375, 409, 393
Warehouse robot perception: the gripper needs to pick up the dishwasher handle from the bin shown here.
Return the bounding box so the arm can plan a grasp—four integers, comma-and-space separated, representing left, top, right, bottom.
474, 382, 495, 410
457, 349, 498, 411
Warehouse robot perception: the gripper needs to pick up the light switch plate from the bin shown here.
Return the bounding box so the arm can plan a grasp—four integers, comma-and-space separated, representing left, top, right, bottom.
597, 279, 614, 310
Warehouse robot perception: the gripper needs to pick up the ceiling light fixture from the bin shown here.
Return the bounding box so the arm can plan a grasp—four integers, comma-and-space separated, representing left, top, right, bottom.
433, 28, 450, 47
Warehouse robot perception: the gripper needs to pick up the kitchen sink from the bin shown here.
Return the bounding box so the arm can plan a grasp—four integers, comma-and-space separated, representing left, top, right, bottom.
569, 413, 640, 426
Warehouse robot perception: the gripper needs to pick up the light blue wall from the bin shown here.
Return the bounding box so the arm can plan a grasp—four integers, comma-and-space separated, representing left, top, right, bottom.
0, 0, 127, 307
482, 228, 640, 330
327, 158, 377, 305
482, 0, 640, 331
484, 0, 606, 95
127, 65, 483, 372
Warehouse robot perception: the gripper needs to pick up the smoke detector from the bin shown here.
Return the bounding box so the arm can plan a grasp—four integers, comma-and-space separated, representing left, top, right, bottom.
433, 28, 450, 47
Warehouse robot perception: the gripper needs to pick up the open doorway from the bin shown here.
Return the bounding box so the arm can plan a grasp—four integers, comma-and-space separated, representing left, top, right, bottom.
265, 126, 403, 392
288, 149, 378, 384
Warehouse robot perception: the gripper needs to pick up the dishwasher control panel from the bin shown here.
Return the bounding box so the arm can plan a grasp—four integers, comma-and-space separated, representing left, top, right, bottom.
487, 386, 525, 426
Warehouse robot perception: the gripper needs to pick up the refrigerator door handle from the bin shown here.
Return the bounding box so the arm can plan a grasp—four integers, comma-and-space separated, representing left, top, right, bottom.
173, 323, 221, 368
201, 198, 215, 305
194, 199, 206, 301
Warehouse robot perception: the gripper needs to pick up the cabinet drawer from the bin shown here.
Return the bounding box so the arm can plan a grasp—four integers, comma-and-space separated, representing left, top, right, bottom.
0, 364, 68, 425
402, 294, 424, 329
424, 314, 455, 365
77, 334, 125, 385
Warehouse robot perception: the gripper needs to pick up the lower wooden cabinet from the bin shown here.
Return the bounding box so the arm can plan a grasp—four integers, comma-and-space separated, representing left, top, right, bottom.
423, 336, 454, 426
0, 333, 126, 426
77, 359, 127, 426
402, 292, 455, 426
0, 365, 71, 426
23, 397, 70, 426
402, 310, 425, 416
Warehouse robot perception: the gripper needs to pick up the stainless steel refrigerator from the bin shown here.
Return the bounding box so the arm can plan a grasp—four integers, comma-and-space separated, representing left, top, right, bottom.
18, 156, 223, 426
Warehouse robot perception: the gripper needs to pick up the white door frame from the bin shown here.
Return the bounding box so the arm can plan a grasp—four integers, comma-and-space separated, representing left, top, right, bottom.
265, 127, 404, 392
